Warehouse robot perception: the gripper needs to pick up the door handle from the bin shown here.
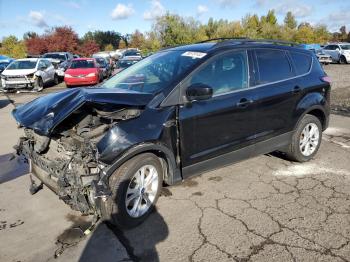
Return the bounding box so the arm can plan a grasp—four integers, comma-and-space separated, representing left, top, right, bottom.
237, 98, 253, 107
293, 86, 301, 94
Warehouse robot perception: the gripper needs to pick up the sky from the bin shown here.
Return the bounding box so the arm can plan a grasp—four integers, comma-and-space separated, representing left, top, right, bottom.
0, 0, 349, 39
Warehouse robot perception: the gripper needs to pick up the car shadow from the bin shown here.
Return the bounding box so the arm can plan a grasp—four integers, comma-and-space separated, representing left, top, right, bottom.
0, 153, 28, 184
78, 186, 169, 261
0, 98, 14, 109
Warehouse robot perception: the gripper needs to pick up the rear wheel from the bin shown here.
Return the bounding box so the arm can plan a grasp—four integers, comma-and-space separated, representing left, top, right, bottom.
101, 153, 163, 228
284, 114, 322, 162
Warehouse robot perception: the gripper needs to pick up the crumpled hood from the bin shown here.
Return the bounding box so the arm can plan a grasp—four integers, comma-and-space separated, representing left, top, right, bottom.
12, 87, 154, 136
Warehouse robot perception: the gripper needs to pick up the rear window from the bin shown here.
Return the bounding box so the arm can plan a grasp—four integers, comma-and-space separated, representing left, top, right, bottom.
289, 51, 312, 75
255, 49, 293, 84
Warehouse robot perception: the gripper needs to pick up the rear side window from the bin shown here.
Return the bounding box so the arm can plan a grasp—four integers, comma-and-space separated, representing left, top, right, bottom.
289, 51, 312, 75
255, 49, 293, 84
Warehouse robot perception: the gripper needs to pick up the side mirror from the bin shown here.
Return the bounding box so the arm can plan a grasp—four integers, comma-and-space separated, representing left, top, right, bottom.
186, 83, 213, 101
336, 48, 340, 51
39, 66, 47, 71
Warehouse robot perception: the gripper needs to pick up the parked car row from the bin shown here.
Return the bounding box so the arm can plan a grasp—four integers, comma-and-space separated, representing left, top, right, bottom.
0, 48, 143, 91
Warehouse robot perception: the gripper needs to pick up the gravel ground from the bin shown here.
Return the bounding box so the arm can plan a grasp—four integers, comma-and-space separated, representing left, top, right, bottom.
323, 64, 350, 115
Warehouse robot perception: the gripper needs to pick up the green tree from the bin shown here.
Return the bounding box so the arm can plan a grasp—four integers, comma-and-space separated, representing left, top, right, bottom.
284, 11, 297, 29
294, 24, 315, 43
242, 14, 260, 38
0, 36, 26, 58
104, 43, 114, 51
23, 31, 39, 40
266, 10, 277, 25
314, 25, 330, 44
153, 13, 199, 47
82, 30, 122, 49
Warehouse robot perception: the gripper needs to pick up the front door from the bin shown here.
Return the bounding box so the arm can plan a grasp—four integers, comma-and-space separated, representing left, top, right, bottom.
178, 50, 257, 177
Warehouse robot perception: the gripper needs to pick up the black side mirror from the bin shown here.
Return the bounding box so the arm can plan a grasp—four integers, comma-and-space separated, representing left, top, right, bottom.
186, 83, 213, 101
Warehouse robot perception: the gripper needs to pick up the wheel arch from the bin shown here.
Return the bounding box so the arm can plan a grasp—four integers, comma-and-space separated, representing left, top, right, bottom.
103, 143, 181, 186
295, 105, 328, 131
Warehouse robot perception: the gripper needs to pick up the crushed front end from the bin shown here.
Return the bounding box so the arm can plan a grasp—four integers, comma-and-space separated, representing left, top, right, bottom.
17, 127, 104, 214
12, 87, 153, 215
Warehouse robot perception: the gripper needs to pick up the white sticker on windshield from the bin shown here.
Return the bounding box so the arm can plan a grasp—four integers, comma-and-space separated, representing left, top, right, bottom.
181, 51, 207, 59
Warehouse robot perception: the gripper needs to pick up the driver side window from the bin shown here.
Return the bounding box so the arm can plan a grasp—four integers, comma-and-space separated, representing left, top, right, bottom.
188, 51, 248, 96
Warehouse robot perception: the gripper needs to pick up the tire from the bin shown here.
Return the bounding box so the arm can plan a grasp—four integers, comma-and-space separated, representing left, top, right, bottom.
339, 55, 347, 64
101, 153, 163, 228
53, 74, 59, 85
284, 114, 322, 162
34, 77, 44, 91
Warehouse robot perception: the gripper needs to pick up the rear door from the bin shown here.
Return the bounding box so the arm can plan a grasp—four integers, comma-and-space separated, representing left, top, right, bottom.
252, 48, 301, 145
178, 50, 257, 175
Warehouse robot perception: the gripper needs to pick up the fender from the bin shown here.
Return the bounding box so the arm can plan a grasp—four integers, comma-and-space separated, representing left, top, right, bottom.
294, 91, 329, 130
101, 142, 181, 186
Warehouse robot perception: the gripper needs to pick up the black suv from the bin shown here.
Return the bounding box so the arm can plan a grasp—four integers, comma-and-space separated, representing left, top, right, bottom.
13, 39, 330, 228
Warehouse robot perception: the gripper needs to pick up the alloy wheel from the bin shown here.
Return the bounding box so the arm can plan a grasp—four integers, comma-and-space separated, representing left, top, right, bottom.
299, 123, 320, 156
125, 164, 159, 218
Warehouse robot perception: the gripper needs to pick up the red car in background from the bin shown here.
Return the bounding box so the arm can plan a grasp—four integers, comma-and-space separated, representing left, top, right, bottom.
64, 58, 102, 87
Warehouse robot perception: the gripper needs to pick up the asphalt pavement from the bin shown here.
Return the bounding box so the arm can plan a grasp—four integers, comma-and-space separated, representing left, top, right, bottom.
1, 83, 350, 262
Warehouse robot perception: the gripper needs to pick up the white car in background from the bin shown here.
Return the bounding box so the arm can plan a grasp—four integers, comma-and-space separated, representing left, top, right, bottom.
322, 43, 350, 64
1, 58, 58, 91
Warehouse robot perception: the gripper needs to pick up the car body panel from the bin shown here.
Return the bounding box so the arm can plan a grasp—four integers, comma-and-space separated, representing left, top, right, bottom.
12, 87, 154, 135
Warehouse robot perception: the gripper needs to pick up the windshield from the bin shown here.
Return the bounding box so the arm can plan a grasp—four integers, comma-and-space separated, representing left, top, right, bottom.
341, 45, 350, 50
118, 60, 138, 68
102, 50, 206, 93
43, 53, 66, 61
70, 59, 96, 69
124, 51, 141, 56
96, 58, 107, 66
7, 60, 37, 70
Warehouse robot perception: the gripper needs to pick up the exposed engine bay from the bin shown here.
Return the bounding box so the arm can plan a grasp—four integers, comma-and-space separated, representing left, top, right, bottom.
17, 105, 142, 215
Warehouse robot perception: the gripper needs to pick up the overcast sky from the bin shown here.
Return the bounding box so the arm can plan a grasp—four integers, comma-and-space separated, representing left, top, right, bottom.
0, 0, 349, 39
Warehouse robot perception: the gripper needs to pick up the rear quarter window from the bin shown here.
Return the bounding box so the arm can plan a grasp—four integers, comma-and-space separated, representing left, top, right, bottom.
289, 51, 312, 75
255, 49, 293, 84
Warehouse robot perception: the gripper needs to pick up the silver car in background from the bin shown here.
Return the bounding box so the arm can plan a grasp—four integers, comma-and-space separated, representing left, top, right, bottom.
322, 43, 350, 64
1, 58, 58, 91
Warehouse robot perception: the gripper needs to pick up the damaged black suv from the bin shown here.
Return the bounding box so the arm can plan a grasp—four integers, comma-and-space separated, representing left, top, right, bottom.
13, 39, 330, 228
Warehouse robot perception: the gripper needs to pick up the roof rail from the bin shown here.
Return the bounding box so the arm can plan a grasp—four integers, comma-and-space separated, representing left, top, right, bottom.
198, 38, 300, 48
197, 37, 249, 44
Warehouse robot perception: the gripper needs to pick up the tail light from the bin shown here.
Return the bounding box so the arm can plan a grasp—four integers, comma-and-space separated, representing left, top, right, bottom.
321, 76, 331, 83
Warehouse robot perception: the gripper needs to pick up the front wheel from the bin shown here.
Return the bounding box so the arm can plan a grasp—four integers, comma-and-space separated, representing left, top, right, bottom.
33, 77, 44, 91
101, 153, 163, 228
53, 74, 59, 85
284, 114, 322, 162
339, 55, 347, 64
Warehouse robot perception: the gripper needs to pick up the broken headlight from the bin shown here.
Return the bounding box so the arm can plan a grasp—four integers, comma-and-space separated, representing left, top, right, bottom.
27, 73, 35, 80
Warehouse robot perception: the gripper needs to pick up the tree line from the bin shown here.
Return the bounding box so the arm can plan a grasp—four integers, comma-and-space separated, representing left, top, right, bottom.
1, 10, 350, 58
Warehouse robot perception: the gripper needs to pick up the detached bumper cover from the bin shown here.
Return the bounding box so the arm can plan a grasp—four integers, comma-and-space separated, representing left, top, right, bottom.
1, 76, 35, 89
